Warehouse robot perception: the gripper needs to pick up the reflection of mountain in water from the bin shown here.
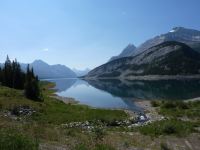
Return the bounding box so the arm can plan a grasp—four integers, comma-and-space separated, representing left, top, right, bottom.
71, 79, 90, 88
85, 79, 200, 100
48, 78, 77, 92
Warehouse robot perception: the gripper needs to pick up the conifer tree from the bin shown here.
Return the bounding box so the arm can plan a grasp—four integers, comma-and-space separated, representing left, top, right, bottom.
0, 67, 2, 85
12, 59, 25, 89
0, 55, 42, 101
3, 55, 12, 87
24, 65, 43, 101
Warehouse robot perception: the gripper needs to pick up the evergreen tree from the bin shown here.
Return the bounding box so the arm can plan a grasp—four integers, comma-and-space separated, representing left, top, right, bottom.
12, 59, 25, 89
0, 55, 42, 101
24, 65, 43, 101
0, 67, 2, 85
3, 55, 13, 87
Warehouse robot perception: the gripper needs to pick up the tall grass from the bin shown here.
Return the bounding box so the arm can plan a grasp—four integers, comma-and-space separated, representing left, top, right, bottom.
0, 129, 38, 150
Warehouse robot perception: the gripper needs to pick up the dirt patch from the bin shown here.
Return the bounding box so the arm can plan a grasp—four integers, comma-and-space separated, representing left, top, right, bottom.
135, 100, 165, 122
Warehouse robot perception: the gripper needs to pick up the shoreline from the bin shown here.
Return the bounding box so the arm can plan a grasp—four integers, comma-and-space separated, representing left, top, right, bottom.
50, 95, 79, 104
83, 74, 200, 81
51, 87, 200, 125
47, 80, 200, 125
52, 93, 155, 123
184, 97, 200, 102
52, 95, 139, 117
134, 100, 165, 122
51, 93, 141, 120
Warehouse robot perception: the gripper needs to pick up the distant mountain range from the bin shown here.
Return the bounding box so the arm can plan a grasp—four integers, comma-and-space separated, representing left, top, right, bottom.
72, 68, 90, 77
20, 60, 77, 79
1, 59, 90, 79
86, 27, 200, 78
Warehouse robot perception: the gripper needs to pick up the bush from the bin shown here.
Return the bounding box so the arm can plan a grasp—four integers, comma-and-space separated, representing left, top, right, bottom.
176, 101, 189, 109
160, 143, 170, 150
138, 119, 195, 137
158, 100, 200, 118
162, 123, 177, 134
75, 144, 88, 150
93, 127, 105, 142
94, 144, 115, 150
151, 101, 160, 107
161, 101, 176, 109
161, 101, 189, 110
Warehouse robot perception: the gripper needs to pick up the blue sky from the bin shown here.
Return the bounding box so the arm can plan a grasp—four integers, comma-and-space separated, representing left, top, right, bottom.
0, 0, 200, 69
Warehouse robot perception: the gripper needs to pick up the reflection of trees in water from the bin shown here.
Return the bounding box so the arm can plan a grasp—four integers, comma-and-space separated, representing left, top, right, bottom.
48, 78, 77, 92
86, 79, 200, 100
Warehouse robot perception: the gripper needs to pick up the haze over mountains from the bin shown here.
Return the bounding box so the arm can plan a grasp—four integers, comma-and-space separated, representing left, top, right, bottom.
1, 59, 90, 79
72, 68, 90, 77
86, 27, 200, 78
20, 60, 77, 79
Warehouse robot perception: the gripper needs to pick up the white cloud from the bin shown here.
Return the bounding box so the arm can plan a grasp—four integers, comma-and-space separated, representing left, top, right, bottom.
43, 48, 49, 52
169, 29, 175, 33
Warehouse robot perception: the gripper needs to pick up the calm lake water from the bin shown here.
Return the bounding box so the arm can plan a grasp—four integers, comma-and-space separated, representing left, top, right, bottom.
46, 78, 200, 112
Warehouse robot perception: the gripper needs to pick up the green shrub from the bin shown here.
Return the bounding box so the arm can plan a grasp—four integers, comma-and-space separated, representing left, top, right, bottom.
161, 101, 189, 110
160, 143, 170, 150
138, 119, 195, 137
162, 123, 177, 134
151, 101, 160, 107
75, 144, 88, 150
74, 144, 115, 150
93, 127, 105, 142
159, 100, 200, 118
94, 144, 115, 150
161, 101, 176, 109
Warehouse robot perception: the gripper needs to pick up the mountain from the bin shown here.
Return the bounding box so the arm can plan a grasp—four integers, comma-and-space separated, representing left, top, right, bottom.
109, 44, 136, 61
86, 41, 200, 78
134, 27, 200, 55
21, 60, 77, 79
72, 68, 90, 77
109, 27, 200, 61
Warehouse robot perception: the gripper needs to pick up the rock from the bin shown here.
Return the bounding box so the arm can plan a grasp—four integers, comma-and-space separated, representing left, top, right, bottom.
11, 105, 36, 116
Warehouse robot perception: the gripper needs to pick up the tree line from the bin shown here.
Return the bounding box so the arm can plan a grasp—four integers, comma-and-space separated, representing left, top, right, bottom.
0, 56, 43, 101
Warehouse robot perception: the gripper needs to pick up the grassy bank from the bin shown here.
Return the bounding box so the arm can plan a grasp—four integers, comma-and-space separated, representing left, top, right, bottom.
139, 100, 200, 137
0, 81, 128, 150
0, 82, 128, 124
151, 100, 200, 119
0, 82, 200, 150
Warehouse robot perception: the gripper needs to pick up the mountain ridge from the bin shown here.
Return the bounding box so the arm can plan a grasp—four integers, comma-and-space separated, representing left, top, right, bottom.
21, 60, 77, 79
108, 27, 200, 62
109, 44, 136, 61
86, 41, 200, 79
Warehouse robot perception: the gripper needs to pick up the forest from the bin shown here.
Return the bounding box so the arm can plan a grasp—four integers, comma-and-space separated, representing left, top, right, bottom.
0, 56, 42, 101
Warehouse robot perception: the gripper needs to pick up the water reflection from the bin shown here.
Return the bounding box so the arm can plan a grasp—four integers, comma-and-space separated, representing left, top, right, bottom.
86, 79, 200, 100
47, 78, 200, 112
47, 78, 77, 92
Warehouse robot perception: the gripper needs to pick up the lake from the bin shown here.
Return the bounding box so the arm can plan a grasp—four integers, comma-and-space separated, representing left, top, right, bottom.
46, 78, 200, 113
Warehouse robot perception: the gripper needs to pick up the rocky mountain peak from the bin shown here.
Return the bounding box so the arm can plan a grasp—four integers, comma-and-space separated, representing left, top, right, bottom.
109, 43, 136, 61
